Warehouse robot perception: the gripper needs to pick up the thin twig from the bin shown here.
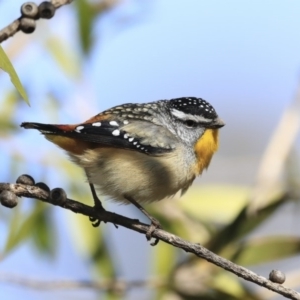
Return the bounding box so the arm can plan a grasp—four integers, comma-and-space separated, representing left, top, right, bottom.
0, 182, 299, 300
0, 273, 165, 292
0, 0, 73, 43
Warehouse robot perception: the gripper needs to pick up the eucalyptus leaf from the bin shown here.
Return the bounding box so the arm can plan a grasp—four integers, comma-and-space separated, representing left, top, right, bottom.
31, 202, 55, 256
4, 202, 46, 255
233, 236, 300, 266
75, 0, 97, 53
66, 187, 116, 279
46, 37, 80, 77
0, 45, 29, 105
207, 194, 287, 253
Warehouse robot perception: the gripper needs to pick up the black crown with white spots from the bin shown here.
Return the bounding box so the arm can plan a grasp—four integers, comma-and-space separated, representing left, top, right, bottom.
168, 97, 218, 119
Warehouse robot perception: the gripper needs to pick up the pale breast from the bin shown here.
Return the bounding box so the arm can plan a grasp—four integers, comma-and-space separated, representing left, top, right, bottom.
73, 147, 196, 204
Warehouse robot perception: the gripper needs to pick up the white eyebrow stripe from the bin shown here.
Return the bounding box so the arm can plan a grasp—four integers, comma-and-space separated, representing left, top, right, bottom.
170, 109, 212, 123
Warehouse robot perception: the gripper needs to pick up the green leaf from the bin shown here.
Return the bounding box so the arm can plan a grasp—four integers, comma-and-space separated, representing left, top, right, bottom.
233, 236, 300, 266
208, 193, 287, 254
3, 206, 21, 255
66, 186, 116, 279
180, 185, 249, 224
152, 241, 176, 298
0, 45, 29, 105
31, 202, 55, 256
212, 272, 262, 300
45, 37, 80, 77
0, 91, 20, 136
75, 0, 97, 53
152, 227, 177, 277
92, 236, 116, 278
4, 201, 46, 255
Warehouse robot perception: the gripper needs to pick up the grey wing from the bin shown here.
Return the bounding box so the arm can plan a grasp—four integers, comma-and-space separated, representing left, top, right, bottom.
122, 121, 178, 155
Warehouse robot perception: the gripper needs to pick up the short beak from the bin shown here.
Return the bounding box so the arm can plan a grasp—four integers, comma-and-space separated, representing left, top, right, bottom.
208, 117, 225, 129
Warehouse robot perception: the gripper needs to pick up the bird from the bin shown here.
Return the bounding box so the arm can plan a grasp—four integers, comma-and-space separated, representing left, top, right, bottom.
21, 97, 224, 241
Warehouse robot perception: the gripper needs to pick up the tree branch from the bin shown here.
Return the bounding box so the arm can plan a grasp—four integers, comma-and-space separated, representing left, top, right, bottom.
0, 0, 73, 43
0, 182, 299, 300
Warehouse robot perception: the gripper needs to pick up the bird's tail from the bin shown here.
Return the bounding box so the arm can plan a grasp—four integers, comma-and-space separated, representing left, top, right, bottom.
20, 122, 74, 134
20, 122, 88, 154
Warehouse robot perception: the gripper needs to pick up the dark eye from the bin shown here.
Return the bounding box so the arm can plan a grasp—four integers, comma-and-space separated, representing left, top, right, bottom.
184, 120, 197, 128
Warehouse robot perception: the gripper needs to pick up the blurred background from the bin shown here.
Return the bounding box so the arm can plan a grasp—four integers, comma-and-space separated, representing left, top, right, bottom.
1, 0, 300, 299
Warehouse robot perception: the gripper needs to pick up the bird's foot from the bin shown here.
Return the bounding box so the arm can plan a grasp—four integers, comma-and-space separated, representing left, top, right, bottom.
88, 183, 118, 228
89, 202, 106, 227
125, 195, 162, 246
146, 216, 162, 246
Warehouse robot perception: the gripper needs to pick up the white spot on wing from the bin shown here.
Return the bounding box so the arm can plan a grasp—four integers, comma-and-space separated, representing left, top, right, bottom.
109, 121, 119, 126
129, 137, 134, 142
92, 122, 101, 127
112, 129, 120, 136
75, 126, 84, 132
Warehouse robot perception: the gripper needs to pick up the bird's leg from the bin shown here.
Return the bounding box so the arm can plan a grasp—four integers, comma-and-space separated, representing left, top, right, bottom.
89, 182, 104, 210
88, 183, 106, 227
125, 195, 161, 246
85, 170, 106, 226
87, 183, 118, 229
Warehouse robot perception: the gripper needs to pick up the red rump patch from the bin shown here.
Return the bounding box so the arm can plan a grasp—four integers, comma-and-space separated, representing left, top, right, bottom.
55, 124, 77, 131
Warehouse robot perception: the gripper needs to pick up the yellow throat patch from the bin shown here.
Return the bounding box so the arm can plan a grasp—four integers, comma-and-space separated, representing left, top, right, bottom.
194, 129, 219, 175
